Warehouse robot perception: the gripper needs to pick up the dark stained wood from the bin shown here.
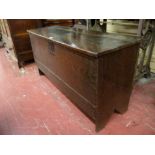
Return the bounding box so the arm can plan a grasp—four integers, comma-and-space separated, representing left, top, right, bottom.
7, 19, 42, 67
41, 19, 74, 27
96, 45, 139, 130
3, 20, 74, 67
28, 26, 140, 131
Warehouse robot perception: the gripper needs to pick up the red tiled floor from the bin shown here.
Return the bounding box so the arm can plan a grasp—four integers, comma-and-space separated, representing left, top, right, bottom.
0, 48, 155, 134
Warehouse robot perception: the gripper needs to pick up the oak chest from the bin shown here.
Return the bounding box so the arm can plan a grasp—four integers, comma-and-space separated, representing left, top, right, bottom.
28, 26, 140, 131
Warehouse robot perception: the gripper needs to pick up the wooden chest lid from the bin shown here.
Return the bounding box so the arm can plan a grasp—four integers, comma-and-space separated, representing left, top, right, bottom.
28, 26, 141, 57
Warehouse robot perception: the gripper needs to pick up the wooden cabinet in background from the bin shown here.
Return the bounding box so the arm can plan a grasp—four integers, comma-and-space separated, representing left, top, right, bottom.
0, 19, 74, 67
7, 19, 42, 67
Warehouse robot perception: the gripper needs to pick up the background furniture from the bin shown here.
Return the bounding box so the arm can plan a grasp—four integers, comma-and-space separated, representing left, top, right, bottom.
7, 19, 42, 67
0, 19, 74, 67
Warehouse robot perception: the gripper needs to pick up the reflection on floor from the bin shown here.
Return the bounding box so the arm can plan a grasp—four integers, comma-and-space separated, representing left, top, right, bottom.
0, 48, 155, 135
